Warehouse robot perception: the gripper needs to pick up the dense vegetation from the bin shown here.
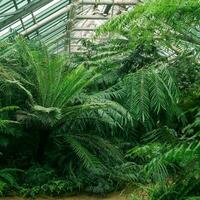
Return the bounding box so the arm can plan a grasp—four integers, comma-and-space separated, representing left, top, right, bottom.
0, 0, 199, 199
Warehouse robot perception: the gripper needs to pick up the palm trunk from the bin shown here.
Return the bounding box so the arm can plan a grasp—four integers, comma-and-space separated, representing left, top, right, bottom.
36, 129, 51, 164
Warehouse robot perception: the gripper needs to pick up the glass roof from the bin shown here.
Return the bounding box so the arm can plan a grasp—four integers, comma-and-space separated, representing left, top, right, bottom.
0, 0, 70, 49
0, 0, 137, 53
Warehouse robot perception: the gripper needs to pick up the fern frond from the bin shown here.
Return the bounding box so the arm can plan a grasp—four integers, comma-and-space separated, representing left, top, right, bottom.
125, 68, 151, 124
65, 135, 102, 171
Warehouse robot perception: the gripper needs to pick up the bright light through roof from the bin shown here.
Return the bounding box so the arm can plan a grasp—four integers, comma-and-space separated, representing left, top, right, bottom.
34, 0, 62, 16
0, 0, 63, 38
0, 20, 21, 37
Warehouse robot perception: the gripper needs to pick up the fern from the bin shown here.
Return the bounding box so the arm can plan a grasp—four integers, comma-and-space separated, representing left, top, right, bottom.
0, 168, 22, 196
123, 65, 179, 128
0, 105, 19, 148
65, 135, 103, 171
128, 109, 200, 183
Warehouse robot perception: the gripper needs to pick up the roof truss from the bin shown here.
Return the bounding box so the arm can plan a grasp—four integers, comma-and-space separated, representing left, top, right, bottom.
0, 0, 54, 30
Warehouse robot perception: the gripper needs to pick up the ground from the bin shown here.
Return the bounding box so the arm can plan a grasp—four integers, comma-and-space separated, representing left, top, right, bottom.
0, 192, 131, 200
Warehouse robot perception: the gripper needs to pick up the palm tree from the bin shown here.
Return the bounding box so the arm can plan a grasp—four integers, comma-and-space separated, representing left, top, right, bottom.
1, 38, 131, 164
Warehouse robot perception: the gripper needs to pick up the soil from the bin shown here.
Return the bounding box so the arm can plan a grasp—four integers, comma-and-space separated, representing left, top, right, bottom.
0, 192, 131, 200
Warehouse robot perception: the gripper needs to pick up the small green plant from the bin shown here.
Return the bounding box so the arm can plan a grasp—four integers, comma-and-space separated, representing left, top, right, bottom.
19, 178, 82, 198
0, 168, 21, 196
23, 167, 55, 187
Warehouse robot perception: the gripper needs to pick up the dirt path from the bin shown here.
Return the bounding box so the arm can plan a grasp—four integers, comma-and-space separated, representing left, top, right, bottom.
0, 192, 131, 200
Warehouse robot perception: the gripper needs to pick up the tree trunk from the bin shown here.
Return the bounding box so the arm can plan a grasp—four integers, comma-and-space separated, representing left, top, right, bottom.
36, 129, 51, 164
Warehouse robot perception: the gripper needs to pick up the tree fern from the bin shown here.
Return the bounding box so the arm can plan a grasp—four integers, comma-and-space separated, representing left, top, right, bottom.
1, 38, 131, 164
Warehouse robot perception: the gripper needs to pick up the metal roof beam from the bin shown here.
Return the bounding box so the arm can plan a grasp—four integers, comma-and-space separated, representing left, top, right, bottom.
0, 0, 54, 30
21, 4, 73, 36
76, 15, 110, 20
79, 0, 138, 5
34, 21, 66, 39
72, 27, 95, 31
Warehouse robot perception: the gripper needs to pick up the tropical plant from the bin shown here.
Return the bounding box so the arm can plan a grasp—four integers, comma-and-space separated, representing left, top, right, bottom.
0, 105, 22, 195
72, 0, 195, 132
128, 106, 200, 199
0, 168, 20, 196
0, 0, 199, 198
0, 38, 131, 170
0, 106, 18, 128
0, 105, 19, 148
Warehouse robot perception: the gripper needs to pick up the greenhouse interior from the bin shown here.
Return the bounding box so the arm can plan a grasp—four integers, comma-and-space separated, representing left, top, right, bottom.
0, 0, 199, 199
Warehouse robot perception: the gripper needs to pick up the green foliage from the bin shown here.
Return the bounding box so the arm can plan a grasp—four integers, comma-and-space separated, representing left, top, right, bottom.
0, 0, 199, 198
0, 37, 131, 168
0, 105, 20, 149
20, 179, 81, 198
123, 65, 179, 128
0, 106, 18, 132
22, 167, 55, 187
128, 107, 200, 199
0, 37, 134, 197
84, 176, 115, 195
0, 168, 21, 196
